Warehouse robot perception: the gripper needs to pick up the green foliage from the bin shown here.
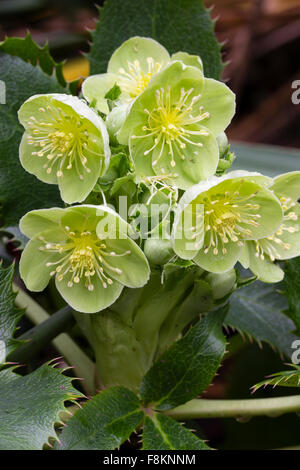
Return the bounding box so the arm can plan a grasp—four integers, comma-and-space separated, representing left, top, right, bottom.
0, 34, 66, 88
284, 257, 300, 335
252, 364, 300, 393
0, 263, 23, 358
0, 53, 64, 229
140, 306, 227, 410
0, 363, 82, 450
56, 387, 143, 450
226, 280, 299, 358
142, 413, 210, 450
88, 0, 223, 80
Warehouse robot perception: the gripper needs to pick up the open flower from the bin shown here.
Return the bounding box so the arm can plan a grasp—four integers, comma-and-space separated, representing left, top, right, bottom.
19, 205, 150, 313
118, 61, 235, 189
171, 171, 283, 273
18, 94, 110, 204
239, 171, 300, 282
82, 37, 170, 114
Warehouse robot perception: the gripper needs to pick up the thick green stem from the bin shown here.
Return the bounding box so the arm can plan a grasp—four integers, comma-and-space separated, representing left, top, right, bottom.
14, 283, 96, 395
164, 396, 300, 420
8, 306, 75, 363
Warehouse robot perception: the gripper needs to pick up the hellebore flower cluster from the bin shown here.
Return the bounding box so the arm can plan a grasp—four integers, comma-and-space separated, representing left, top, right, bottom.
18, 36, 300, 316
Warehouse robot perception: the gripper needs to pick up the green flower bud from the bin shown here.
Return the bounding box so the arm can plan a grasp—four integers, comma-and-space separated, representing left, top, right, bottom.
171, 171, 283, 273
106, 104, 128, 145
144, 237, 174, 265
19, 205, 150, 313
18, 94, 110, 204
205, 269, 236, 300
216, 132, 228, 157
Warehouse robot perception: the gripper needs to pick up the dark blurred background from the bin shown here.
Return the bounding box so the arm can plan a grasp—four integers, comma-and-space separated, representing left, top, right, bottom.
0, 0, 299, 148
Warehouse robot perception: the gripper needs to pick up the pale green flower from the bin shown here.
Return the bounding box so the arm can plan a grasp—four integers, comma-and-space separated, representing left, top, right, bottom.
19, 205, 150, 313
171, 171, 283, 273
118, 61, 235, 189
18, 94, 110, 204
239, 171, 300, 282
82, 37, 170, 114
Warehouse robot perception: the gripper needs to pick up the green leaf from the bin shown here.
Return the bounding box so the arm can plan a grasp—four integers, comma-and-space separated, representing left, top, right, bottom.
140, 305, 227, 410
0, 363, 82, 450
0, 262, 23, 358
225, 280, 300, 358
284, 257, 300, 336
0, 53, 65, 228
56, 387, 143, 450
142, 413, 210, 450
252, 364, 300, 393
88, 0, 223, 80
0, 33, 66, 88
105, 83, 122, 101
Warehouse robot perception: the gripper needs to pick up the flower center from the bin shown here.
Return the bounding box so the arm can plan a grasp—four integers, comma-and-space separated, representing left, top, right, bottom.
26, 105, 99, 180
39, 227, 131, 291
195, 188, 261, 255
118, 58, 161, 98
132, 86, 209, 168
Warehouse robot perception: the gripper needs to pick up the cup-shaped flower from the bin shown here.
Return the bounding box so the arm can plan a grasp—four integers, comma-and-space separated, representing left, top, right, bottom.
19, 205, 150, 313
82, 37, 170, 114
171, 171, 283, 273
118, 61, 235, 189
18, 94, 110, 204
239, 171, 300, 282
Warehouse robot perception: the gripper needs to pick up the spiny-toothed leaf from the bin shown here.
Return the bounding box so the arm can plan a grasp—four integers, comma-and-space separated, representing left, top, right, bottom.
252, 364, 300, 393
0, 53, 65, 229
88, 0, 223, 80
283, 257, 300, 336
225, 281, 300, 359
0, 262, 24, 359
142, 413, 210, 450
140, 305, 228, 410
55, 387, 143, 450
0, 363, 83, 450
0, 33, 75, 91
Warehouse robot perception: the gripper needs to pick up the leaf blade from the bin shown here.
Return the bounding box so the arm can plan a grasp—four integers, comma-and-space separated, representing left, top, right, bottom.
140, 306, 227, 410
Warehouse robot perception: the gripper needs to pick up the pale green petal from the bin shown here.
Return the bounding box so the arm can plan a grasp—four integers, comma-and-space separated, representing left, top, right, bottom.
82, 73, 120, 114
19, 132, 57, 184
151, 125, 219, 189
108, 37, 170, 75
58, 151, 102, 204
19, 230, 67, 291
20, 207, 65, 238
172, 196, 204, 260
246, 241, 284, 283
272, 171, 300, 201
129, 132, 156, 182
259, 204, 300, 260
194, 239, 242, 273
56, 273, 123, 314
171, 51, 203, 72
197, 78, 235, 136
238, 243, 250, 269
98, 237, 150, 288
